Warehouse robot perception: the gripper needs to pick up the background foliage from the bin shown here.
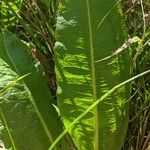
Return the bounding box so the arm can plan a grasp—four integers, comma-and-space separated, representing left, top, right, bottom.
122, 1, 150, 149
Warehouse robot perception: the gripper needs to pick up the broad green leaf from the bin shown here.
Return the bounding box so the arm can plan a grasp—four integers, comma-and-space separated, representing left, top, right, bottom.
49, 70, 150, 150
55, 0, 131, 150
0, 33, 69, 150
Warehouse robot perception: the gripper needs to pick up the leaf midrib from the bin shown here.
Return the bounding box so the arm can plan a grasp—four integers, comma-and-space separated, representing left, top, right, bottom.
86, 0, 99, 149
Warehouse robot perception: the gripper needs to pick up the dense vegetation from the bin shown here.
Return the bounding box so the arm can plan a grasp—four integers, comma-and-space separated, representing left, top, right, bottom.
0, 0, 149, 150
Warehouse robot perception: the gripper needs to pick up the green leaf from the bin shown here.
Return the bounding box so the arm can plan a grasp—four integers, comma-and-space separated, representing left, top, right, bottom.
0, 74, 30, 97
55, 0, 131, 150
0, 33, 69, 150
49, 70, 150, 150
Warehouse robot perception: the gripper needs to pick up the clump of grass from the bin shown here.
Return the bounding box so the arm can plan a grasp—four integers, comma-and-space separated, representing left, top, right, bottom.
122, 0, 150, 149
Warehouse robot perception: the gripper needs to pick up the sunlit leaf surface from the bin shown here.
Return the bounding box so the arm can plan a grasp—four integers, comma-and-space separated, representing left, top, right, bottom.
56, 0, 131, 150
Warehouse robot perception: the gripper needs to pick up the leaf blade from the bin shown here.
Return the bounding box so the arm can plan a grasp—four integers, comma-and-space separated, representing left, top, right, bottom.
56, 0, 131, 149
0, 33, 67, 150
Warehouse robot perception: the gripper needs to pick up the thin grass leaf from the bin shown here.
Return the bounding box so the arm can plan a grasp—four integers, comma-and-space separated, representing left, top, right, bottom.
0, 74, 30, 97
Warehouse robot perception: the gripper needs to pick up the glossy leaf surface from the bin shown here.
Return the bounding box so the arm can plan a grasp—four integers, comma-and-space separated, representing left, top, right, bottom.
56, 0, 131, 149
